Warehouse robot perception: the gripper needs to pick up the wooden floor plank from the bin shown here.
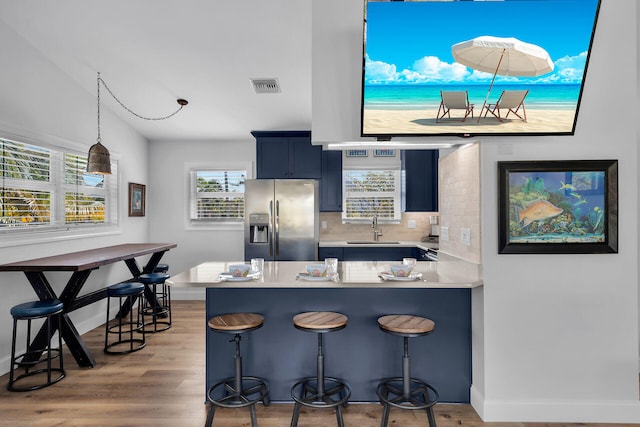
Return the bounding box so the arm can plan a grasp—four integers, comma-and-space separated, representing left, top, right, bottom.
0, 300, 636, 427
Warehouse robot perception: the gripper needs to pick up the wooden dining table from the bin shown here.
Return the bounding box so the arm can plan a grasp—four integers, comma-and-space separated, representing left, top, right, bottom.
0, 243, 177, 368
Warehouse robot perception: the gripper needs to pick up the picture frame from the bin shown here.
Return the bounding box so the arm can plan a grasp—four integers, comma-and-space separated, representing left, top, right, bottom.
374, 149, 395, 157
498, 160, 618, 254
128, 182, 146, 217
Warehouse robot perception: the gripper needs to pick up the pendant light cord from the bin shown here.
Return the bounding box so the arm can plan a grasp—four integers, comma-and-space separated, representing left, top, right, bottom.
97, 72, 188, 124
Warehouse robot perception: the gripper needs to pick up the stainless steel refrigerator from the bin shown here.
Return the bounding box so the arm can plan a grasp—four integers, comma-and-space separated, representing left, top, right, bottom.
244, 179, 319, 261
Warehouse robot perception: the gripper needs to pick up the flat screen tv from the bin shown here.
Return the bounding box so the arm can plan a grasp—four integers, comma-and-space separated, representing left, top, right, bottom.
361, 0, 601, 138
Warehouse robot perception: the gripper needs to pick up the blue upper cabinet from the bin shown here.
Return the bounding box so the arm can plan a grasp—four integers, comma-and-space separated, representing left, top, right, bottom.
403, 150, 439, 212
320, 150, 342, 212
253, 131, 322, 179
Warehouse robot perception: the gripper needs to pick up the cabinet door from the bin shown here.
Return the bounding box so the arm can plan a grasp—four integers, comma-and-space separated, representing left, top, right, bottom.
318, 247, 344, 261
320, 151, 342, 212
404, 150, 439, 212
343, 247, 415, 261
256, 137, 291, 179
290, 137, 322, 178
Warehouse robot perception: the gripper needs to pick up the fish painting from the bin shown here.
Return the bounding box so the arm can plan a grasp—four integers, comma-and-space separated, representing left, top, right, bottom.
516, 199, 563, 227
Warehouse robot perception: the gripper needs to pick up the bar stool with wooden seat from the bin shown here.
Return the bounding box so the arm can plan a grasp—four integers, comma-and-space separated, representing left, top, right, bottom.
206, 313, 270, 427
376, 315, 439, 427
138, 272, 171, 333
290, 311, 351, 427
104, 282, 146, 354
8, 299, 65, 391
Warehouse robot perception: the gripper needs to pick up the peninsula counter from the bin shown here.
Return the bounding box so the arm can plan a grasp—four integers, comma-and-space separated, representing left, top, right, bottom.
168, 256, 481, 403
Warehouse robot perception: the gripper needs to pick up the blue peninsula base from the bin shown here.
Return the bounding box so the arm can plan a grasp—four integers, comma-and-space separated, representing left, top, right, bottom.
205, 287, 471, 403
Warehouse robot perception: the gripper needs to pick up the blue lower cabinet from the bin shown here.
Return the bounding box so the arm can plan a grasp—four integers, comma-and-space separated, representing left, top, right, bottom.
319, 246, 418, 261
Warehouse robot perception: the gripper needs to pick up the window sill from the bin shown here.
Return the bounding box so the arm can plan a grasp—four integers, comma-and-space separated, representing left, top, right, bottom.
0, 225, 121, 248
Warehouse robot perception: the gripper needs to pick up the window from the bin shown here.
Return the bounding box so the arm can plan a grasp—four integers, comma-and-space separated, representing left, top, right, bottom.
342, 167, 401, 223
189, 170, 246, 222
0, 137, 117, 234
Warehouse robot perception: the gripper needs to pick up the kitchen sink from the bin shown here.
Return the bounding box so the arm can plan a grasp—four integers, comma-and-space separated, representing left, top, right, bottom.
346, 240, 400, 245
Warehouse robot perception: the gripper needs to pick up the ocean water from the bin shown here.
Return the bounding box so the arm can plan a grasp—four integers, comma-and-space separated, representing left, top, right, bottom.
363, 84, 581, 110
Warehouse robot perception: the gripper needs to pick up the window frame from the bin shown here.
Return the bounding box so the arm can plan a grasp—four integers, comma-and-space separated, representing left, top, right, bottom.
0, 132, 119, 247
341, 165, 402, 224
184, 161, 252, 231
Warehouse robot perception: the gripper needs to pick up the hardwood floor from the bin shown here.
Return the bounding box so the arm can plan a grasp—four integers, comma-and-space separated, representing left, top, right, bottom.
0, 300, 634, 427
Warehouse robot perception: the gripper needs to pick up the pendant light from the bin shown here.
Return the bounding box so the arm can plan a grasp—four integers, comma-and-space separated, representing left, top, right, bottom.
87, 72, 188, 174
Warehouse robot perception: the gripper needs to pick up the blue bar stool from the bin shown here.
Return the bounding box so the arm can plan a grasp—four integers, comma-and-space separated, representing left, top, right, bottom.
290, 311, 351, 427
138, 272, 171, 333
376, 315, 439, 427
104, 282, 146, 354
205, 313, 270, 427
8, 299, 65, 391
153, 263, 169, 273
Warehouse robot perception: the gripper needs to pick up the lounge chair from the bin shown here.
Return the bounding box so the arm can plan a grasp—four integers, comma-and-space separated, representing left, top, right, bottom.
436, 91, 474, 122
481, 89, 529, 122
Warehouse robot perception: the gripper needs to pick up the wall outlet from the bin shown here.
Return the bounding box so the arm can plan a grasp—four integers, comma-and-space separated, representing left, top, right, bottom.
407, 219, 416, 229
321, 220, 327, 230
440, 226, 449, 241
461, 228, 471, 246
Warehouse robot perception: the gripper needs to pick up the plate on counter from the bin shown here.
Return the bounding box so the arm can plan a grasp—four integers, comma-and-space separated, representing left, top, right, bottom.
378, 272, 423, 282
219, 272, 260, 282
296, 273, 336, 282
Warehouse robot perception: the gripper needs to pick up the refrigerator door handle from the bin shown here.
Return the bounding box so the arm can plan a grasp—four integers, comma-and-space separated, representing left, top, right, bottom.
269, 200, 274, 257
275, 199, 280, 256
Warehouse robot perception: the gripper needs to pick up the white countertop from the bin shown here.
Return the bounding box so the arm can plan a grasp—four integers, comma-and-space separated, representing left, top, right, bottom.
167, 256, 481, 289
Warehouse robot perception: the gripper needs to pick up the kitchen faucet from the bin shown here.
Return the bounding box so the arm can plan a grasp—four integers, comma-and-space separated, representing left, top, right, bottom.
372, 215, 383, 242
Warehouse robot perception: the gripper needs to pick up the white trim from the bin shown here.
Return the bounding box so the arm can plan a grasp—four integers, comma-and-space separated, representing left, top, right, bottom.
471, 386, 640, 423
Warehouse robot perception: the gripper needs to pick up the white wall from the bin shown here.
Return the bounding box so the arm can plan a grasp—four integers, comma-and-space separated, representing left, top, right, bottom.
312, 0, 639, 423
147, 139, 256, 299
0, 24, 150, 374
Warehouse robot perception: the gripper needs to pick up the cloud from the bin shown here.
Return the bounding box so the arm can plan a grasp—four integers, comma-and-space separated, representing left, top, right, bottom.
365, 51, 588, 85
553, 51, 587, 83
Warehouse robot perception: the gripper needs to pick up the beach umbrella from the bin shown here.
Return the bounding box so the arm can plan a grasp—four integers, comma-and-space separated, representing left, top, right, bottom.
451, 36, 554, 121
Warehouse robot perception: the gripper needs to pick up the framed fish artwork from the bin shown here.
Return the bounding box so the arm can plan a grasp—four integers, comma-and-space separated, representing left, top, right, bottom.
498, 160, 618, 254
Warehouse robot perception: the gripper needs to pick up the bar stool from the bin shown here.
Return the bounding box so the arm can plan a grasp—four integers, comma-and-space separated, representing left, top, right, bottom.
153, 263, 169, 273
138, 272, 171, 332
104, 282, 146, 354
290, 311, 351, 427
376, 315, 439, 427
205, 313, 270, 427
8, 299, 65, 391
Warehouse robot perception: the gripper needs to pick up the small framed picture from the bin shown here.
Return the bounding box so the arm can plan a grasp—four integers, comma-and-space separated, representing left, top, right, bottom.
346, 150, 368, 157
128, 182, 146, 217
374, 149, 395, 157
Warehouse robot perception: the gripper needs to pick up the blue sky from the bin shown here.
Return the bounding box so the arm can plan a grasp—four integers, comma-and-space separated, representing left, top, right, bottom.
365, 0, 600, 85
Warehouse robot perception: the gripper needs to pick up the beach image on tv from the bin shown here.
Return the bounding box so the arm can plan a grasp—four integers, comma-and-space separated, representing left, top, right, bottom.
361, 0, 600, 137
506, 170, 606, 244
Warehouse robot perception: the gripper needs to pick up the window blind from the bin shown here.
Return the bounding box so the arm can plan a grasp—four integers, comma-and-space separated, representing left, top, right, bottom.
190, 170, 246, 221
342, 168, 401, 223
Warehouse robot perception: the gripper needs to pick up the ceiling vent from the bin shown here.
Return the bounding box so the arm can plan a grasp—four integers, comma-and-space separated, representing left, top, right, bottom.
251, 78, 281, 94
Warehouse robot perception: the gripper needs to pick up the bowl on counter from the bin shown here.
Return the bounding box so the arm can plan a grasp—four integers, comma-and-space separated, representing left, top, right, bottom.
228, 264, 251, 277
390, 264, 412, 277
306, 263, 327, 277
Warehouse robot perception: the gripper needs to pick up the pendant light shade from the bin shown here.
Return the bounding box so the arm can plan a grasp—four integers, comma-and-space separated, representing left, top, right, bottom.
87, 141, 112, 174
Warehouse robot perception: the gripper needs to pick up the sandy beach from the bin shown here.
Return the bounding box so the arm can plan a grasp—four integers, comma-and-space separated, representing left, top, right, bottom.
363, 108, 577, 135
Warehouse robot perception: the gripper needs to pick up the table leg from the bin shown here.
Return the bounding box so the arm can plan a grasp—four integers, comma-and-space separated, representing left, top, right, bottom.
119, 251, 169, 318
24, 270, 97, 368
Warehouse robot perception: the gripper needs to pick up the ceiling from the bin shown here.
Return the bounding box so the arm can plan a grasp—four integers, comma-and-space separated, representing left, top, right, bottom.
0, 0, 313, 142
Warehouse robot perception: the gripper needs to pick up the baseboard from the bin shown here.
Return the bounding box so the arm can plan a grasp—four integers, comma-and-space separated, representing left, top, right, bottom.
473, 391, 640, 424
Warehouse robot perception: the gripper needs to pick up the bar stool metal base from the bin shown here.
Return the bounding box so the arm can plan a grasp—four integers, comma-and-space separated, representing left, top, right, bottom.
290, 376, 350, 427
205, 333, 270, 427
377, 377, 439, 427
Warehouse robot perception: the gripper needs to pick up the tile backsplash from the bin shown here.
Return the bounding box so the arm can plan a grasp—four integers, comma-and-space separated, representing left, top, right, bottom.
319, 212, 438, 242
